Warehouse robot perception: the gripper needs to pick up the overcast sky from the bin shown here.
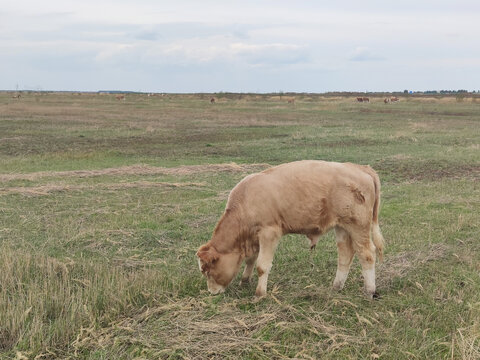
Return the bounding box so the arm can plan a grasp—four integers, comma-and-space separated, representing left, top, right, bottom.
2, 0, 479, 93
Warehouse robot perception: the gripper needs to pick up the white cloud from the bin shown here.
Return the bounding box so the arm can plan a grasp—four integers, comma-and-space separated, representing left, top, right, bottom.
1, 1, 480, 91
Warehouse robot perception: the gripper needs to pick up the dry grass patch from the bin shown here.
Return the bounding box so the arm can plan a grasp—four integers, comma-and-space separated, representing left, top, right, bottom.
377, 243, 449, 288
0, 163, 270, 182
0, 181, 206, 196
454, 322, 480, 360
73, 296, 367, 359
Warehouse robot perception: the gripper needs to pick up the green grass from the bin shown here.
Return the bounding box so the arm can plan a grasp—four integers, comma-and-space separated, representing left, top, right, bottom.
0, 92, 479, 359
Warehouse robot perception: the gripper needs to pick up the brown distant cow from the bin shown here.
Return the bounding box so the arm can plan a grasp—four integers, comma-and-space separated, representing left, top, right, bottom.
210, 98, 216, 104
357, 97, 370, 103
115, 95, 125, 101
390, 97, 399, 102
384, 98, 390, 104
197, 160, 385, 299
12, 94, 21, 99
287, 98, 295, 104
356, 97, 364, 102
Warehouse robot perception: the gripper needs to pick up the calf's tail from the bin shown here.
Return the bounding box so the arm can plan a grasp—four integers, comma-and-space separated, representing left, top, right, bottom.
363, 166, 385, 262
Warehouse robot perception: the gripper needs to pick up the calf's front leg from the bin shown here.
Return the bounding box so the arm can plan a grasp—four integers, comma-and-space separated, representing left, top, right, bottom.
255, 227, 281, 298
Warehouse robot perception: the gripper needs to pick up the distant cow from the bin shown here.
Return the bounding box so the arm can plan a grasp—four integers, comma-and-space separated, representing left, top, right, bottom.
357, 97, 370, 103
116, 95, 125, 101
287, 98, 295, 104
12, 94, 21, 99
390, 97, 399, 102
384, 98, 390, 104
197, 160, 385, 299
210, 98, 216, 104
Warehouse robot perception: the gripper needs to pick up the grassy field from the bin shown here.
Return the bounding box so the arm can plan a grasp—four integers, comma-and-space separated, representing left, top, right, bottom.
0, 92, 479, 359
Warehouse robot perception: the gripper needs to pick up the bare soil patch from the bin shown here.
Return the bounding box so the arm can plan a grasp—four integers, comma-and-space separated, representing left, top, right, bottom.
375, 160, 480, 182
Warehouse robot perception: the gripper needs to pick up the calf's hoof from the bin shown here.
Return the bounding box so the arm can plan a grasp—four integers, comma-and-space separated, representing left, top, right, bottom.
255, 288, 266, 298
252, 294, 266, 303
365, 290, 380, 300
332, 280, 345, 291
240, 277, 252, 286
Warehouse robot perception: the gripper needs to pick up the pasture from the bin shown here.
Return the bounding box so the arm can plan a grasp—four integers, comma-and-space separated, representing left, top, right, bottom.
0, 92, 479, 359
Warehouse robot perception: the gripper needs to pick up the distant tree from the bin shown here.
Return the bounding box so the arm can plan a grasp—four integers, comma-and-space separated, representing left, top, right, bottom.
403, 90, 408, 94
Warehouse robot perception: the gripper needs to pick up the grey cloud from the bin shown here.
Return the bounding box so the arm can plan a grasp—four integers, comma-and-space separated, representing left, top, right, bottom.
348, 47, 385, 62
233, 43, 310, 66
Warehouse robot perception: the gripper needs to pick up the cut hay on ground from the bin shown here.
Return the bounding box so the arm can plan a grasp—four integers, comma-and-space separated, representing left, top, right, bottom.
72, 297, 366, 359
0, 163, 271, 182
0, 181, 206, 196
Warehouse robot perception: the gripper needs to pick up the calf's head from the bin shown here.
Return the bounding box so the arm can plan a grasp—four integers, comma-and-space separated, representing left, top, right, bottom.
196, 244, 242, 294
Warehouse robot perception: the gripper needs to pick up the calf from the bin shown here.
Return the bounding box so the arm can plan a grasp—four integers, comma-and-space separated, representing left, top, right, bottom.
197, 160, 385, 299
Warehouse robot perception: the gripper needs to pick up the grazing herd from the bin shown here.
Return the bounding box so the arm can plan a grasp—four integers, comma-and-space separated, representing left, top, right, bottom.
6, 93, 400, 105
384, 96, 399, 104
358, 96, 400, 104
356, 97, 370, 103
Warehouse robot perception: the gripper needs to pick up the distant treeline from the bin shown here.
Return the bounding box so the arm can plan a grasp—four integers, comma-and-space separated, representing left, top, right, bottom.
422, 90, 470, 94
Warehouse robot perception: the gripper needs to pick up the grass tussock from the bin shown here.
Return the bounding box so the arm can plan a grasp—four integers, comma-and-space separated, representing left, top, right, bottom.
0, 245, 163, 357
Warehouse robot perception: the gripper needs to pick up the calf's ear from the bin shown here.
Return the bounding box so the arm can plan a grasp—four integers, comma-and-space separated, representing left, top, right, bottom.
196, 244, 220, 264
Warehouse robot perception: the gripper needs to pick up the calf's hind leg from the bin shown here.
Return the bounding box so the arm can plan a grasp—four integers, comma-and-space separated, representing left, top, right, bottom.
240, 252, 258, 285
350, 228, 377, 299
255, 226, 281, 298
333, 227, 355, 291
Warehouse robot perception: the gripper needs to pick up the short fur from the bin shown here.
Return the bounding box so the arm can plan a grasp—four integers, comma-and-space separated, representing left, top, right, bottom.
196, 160, 385, 298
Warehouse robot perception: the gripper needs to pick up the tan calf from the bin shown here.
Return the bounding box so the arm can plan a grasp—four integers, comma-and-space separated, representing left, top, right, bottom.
197, 160, 385, 299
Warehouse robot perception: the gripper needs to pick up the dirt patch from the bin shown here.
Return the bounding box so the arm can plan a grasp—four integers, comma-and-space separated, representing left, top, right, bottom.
375, 159, 480, 182
0, 163, 271, 182
0, 181, 206, 196
322, 138, 382, 148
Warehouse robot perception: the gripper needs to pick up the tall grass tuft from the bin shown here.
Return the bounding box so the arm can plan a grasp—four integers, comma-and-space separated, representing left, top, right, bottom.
0, 245, 162, 355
